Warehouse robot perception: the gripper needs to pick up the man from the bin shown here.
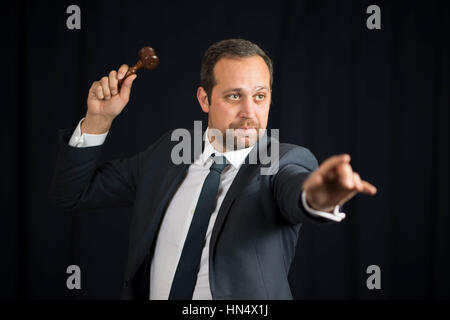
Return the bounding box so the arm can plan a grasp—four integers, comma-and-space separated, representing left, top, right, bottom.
49, 39, 376, 300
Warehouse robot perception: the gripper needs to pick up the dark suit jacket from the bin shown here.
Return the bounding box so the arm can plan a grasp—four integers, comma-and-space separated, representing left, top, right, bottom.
49, 126, 332, 300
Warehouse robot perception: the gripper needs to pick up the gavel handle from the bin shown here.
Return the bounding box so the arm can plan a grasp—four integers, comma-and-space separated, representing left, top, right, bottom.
118, 60, 143, 90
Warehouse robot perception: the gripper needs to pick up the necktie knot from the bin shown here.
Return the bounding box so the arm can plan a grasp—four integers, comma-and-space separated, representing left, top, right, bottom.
210, 155, 228, 174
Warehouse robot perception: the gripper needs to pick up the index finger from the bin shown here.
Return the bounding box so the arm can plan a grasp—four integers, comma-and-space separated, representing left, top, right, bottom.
361, 180, 377, 195
117, 64, 129, 80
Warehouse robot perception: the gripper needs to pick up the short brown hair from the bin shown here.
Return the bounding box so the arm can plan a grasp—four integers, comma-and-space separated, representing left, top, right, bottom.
200, 39, 273, 102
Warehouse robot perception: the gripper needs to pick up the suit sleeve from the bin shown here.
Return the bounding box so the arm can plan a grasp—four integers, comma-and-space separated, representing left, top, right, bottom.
48, 127, 169, 212
271, 146, 335, 225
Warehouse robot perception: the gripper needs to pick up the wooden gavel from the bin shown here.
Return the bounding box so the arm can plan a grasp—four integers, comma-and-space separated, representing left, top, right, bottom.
118, 46, 160, 90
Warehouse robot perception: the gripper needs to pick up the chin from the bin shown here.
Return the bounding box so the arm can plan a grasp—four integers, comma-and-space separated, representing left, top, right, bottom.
234, 135, 257, 150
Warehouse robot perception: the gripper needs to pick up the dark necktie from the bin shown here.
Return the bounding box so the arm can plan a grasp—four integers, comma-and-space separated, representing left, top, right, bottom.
168, 154, 229, 300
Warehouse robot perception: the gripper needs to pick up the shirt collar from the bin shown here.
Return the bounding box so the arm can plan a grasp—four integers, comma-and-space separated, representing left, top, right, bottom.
200, 127, 255, 169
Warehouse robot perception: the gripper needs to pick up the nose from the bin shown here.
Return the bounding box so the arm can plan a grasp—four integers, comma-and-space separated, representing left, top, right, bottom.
239, 95, 256, 119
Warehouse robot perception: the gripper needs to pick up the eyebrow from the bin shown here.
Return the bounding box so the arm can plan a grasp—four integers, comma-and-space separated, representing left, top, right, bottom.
223, 86, 270, 94
254, 86, 270, 91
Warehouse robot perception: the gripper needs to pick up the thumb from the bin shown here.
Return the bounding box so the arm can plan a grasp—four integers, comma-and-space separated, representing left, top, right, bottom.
119, 74, 137, 100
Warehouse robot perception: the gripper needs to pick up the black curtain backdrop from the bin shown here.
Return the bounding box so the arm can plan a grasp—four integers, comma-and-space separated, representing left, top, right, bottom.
2, 0, 449, 299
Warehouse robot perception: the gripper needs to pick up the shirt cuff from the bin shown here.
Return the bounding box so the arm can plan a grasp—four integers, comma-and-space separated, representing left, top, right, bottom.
68, 117, 109, 148
301, 190, 346, 222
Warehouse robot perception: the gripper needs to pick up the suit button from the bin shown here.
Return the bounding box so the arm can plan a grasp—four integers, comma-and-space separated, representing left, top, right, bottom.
124, 280, 129, 287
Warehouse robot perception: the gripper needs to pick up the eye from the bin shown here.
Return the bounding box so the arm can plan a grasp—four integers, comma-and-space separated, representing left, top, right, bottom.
227, 93, 240, 100
255, 94, 266, 101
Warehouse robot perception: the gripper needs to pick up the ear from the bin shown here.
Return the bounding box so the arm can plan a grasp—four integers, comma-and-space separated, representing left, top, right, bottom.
197, 87, 210, 113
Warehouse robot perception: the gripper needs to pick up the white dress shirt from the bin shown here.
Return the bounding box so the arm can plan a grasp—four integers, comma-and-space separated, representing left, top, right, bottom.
68, 118, 345, 300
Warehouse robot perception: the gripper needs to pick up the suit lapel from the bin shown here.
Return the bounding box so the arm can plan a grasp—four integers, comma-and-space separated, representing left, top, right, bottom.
128, 129, 206, 278
129, 162, 188, 278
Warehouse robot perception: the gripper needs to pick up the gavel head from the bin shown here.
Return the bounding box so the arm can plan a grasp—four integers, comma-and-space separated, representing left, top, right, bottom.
138, 47, 160, 70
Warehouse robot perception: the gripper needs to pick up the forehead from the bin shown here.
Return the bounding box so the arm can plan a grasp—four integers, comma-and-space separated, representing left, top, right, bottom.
212, 56, 270, 88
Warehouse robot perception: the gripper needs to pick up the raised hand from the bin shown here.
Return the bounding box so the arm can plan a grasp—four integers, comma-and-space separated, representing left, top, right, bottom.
83, 64, 137, 134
